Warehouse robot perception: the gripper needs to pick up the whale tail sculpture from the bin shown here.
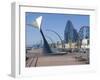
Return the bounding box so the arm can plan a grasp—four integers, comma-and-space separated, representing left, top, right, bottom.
32, 16, 52, 54
32, 16, 42, 30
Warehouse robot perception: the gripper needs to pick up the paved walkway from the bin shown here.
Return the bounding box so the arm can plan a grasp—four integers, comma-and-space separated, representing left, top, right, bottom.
26, 52, 89, 67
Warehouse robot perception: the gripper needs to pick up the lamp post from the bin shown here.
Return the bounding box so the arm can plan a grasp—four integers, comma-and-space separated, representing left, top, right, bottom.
27, 16, 52, 54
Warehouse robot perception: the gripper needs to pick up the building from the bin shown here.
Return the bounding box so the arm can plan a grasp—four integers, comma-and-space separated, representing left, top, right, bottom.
64, 20, 89, 49
64, 20, 78, 48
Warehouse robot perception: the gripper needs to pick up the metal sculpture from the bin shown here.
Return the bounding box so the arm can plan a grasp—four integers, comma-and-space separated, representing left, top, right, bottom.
27, 16, 52, 54
46, 29, 64, 48
79, 26, 89, 40
78, 26, 89, 48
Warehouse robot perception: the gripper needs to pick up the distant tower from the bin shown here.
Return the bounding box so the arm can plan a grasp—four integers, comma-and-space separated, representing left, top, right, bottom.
64, 20, 78, 44
64, 20, 78, 43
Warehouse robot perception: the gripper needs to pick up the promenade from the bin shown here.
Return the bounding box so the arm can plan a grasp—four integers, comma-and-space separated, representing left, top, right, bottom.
26, 48, 89, 67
